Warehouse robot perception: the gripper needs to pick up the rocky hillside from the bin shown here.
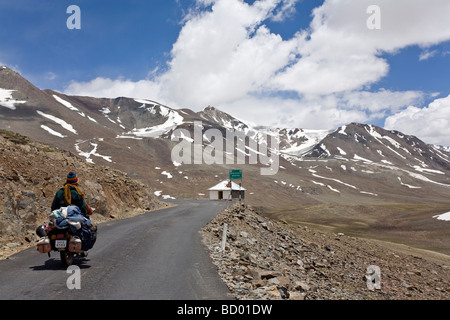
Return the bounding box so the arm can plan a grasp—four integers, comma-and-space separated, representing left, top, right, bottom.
201, 203, 450, 300
0, 129, 166, 259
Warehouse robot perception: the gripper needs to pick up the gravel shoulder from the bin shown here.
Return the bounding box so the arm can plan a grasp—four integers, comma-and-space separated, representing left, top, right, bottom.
200, 203, 450, 300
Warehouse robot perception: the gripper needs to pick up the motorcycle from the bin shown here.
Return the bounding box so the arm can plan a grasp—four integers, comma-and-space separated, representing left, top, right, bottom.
36, 206, 96, 267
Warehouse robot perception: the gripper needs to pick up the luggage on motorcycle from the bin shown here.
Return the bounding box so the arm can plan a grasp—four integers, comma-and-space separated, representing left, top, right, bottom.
49, 208, 69, 229
37, 237, 51, 254
45, 206, 97, 254
50, 206, 87, 230
66, 205, 86, 230
76, 225, 97, 251
68, 236, 82, 253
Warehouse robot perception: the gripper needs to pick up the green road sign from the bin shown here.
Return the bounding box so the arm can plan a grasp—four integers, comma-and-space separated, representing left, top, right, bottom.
229, 169, 242, 180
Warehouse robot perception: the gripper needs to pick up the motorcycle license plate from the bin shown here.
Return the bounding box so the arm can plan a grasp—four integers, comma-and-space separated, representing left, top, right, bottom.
55, 240, 67, 249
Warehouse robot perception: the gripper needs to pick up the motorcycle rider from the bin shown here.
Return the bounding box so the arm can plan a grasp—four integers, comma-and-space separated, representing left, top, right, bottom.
51, 171, 93, 217
49, 171, 96, 257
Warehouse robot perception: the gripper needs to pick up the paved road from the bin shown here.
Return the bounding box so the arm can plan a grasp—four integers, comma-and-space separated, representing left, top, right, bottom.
0, 200, 233, 300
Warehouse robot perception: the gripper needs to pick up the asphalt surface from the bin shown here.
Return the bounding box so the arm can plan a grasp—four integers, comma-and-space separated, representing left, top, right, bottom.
0, 200, 233, 300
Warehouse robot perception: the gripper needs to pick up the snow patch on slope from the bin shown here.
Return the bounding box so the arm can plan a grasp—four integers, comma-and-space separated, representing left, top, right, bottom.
53, 95, 85, 117
0, 89, 26, 110
127, 99, 184, 138
37, 110, 77, 135
40, 125, 66, 138
433, 212, 450, 221
282, 129, 332, 156
75, 140, 112, 164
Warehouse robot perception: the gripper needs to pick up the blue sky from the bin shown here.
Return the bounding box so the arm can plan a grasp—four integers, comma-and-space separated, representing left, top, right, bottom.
1, 0, 450, 145
0, 0, 186, 86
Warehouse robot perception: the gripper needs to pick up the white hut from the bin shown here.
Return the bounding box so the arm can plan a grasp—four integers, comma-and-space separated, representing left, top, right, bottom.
208, 180, 246, 200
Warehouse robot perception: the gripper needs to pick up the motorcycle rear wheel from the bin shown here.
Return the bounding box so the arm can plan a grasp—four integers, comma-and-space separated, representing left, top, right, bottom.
60, 251, 74, 267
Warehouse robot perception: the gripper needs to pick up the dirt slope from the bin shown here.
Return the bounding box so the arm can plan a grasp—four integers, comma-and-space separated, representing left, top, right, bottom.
0, 129, 167, 259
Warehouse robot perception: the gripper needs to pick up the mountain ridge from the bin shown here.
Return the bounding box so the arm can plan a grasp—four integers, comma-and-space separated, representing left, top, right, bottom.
1, 65, 450, 199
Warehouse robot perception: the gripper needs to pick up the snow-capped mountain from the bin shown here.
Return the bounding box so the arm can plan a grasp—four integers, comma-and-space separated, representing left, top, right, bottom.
1, 66, 450, 208
433, 144, 450, 155
305, 123, 450, 170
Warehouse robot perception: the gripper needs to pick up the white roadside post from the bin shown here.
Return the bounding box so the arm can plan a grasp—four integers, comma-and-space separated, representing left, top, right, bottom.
221, 223, 228, 251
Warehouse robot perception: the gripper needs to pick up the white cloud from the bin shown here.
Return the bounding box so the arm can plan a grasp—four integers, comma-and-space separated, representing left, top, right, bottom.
385, 95, 450, 145
337, 90, 424, 114
220, 89, 423, 130
419, 50, 438, 61
156, 0, 300, 108
65, 0, 301, 109
221, 95, 369, 130
268, 0, 299, 22
64, 0, 450, 144
272, 0, 450, 94
44, 72, 57, 81
65, 77, 161, 102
